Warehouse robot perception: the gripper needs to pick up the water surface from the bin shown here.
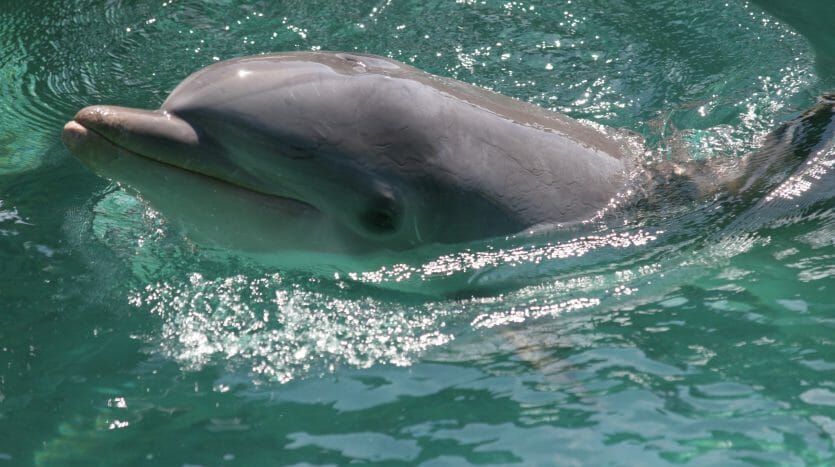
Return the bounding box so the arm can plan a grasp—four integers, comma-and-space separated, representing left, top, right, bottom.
1, 1, 834, 465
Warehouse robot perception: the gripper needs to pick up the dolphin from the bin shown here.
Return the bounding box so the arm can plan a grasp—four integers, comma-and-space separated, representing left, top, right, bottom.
62, 52, 834, 257
62, 52, 637, 254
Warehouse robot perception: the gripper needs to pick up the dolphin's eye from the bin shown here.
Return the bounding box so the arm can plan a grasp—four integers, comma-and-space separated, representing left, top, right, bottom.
360, 198, 401, 235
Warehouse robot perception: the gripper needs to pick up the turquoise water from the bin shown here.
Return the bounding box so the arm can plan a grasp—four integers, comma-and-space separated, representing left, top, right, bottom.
2, 0, 835, 465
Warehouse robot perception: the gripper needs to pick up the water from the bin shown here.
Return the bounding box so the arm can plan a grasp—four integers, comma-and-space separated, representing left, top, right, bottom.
2, 0, 834, 465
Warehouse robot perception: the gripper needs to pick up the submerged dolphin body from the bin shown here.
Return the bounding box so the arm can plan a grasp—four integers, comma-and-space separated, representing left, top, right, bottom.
62, 52, 834, 257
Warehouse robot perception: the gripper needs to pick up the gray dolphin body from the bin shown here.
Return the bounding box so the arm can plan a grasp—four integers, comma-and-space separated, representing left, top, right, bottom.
61, 52, 834, 256
63, 52, 635, 254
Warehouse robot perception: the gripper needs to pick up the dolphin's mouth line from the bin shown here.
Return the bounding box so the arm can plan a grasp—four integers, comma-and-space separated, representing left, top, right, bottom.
75, 120, 319, 214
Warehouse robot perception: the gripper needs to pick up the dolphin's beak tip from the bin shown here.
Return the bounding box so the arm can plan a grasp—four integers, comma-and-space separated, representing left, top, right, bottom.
62, 120, 89, 151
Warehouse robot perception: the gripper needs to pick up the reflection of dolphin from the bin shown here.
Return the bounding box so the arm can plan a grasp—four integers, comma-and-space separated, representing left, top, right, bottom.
62, 52, 834, 256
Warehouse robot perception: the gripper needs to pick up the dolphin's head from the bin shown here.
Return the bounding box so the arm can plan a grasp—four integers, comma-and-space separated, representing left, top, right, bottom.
63, 53, 515, 253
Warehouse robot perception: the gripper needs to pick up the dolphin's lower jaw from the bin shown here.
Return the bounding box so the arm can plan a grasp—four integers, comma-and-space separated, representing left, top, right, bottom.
62, 109, 338, 253
62, 119, 107, 169
63, 106, 317, 215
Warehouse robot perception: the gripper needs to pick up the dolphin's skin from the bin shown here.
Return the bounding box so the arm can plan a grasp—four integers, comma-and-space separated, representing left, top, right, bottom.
63, 52, 637, 253
62, 52, 834, 255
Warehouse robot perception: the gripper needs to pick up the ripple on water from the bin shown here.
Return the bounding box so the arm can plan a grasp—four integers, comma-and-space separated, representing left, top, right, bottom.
0, 2, 221, 174
0, 5, 97, 173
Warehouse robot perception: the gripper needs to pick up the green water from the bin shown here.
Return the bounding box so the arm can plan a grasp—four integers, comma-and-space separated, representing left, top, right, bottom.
2, 0, 835, 465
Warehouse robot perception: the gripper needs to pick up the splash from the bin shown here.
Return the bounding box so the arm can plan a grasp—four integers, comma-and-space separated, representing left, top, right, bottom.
122, 224, 674, 383
129, 273, 457, 383
0, 200, 28, 236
